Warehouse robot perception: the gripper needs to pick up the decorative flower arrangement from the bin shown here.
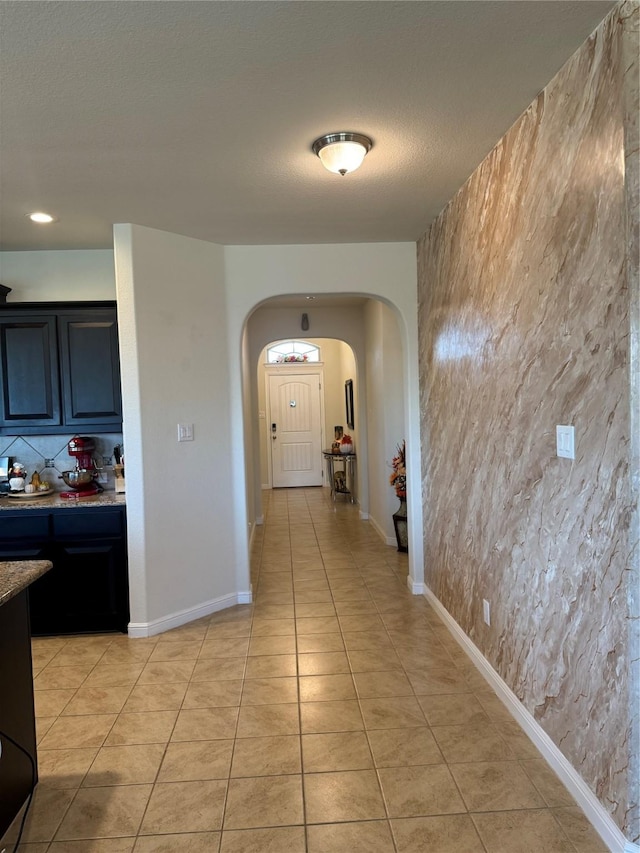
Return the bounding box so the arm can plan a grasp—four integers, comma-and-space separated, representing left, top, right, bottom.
389, 440, 406, 499
275, 353, 309, 363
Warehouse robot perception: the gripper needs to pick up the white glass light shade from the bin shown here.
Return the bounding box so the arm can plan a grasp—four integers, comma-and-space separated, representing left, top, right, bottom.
312, 132, 372, 176
318, 140, 367, 175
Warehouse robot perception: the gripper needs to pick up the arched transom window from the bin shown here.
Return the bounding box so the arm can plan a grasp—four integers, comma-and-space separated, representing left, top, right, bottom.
267, 341, 320, 364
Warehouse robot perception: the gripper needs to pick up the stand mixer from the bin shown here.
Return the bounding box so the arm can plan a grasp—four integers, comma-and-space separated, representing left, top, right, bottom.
59, 436, 100, 499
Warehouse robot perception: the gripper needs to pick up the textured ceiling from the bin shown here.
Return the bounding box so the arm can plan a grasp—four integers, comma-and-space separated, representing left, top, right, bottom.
0, 0, 615, 251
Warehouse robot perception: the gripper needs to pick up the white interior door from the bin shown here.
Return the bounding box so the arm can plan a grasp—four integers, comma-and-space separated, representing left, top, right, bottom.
269, 372, 323, 487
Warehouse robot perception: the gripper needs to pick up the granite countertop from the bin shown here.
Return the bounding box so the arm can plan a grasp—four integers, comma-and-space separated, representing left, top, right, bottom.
0, 560, 52, 606
0, 491, 126, 511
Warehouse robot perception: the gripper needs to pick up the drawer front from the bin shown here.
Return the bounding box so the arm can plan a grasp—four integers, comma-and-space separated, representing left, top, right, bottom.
52, 509, 123, 539
0, 514, 49, 541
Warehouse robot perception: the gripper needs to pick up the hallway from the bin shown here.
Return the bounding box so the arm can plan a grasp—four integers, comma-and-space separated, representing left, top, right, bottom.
3, 488, 605, 852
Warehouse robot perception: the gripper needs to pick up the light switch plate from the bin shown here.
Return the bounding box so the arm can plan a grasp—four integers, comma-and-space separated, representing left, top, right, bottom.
177, 423, 194, 442
556, 425, 575, 459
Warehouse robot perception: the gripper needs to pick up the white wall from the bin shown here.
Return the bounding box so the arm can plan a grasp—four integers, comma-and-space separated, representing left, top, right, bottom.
0, 250, 115, 300
364, 300, 406, 543
225, 243, 423, 592
114, 224, 247, 634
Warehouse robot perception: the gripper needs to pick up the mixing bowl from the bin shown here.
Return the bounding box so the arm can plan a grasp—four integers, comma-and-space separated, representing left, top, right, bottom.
59, 470, 96, 490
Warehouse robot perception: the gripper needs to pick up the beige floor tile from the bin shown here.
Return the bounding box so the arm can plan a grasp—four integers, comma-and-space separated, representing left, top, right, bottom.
49, 841, 135, 852
171, 706, 239, 741
302, 731, 373, 772
245, 654, 297, 678
391, 814, 485, 852
34, 688, 76, 717
219, 826, 306, 853
295, 616, 340, 634
360, 696, 427, 730
139, 780, 227, 834
83, 743, 166, 786
36, 716, 57, 743
450, 761, 546, 811
2, 788, 74, 844
191, 657, 246, 682
367, 726, 443, 768
294, 602, 336, 618
206, 621, 252, 639
304, 769, 385, 823
224, 774, 304, 829
37, 747, 98, 788
520, 759, 576, 807
333, 599, 378, 615
551, 807, 609, 851
99, 647, 155, 666
248, 635, 296, 656
240, 676, 298, 704
298, 673, 356, 702
298, 651, 350, 676
293, 589, 333, 604
137, 661, 196, 684
296, 636, 346, 657
83, 665, 144, 689
301, 699, 364, 733
253, 604, 295, 619
34, 666, 93, 691
182, 679, 242, 708
251, 618, 296, 636
498, 720, 540, 758
307, 820, 395, 852
39, 714, 117, 750
338, 614, 385, 632
62, 686, 133, 716
405, 667, 470, 695
157, 739, 233, 782
342, 631, 394, 651
122, 683, 188, 712
348, 649, 403, 672
353, 670, 414, 698
471, 809, 576, 852
417, 692, 489, 726
475, 693, 513, 721
431, 722, 515, 763
378, 764, 466, 817
236, 703, 300, 737
49, 647, 107, 668
199, 638, 249, 659
56, 785, 152, 840
133, 833, 221, 852
230, 734, 301, 776
104, 710, 178, 746
148, 641, 202, 662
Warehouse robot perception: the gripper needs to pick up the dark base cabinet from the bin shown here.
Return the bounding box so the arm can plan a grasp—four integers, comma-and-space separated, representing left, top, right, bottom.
0, 505, 129, 636
0, 590, 38, 838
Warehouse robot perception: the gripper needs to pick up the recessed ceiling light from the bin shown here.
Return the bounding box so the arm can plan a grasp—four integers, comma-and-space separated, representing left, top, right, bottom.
27, 212, 57, 223
306, 296, 316, 300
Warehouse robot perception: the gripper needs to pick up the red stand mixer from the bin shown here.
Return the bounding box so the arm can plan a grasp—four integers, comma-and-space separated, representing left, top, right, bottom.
59, 436, 100, 499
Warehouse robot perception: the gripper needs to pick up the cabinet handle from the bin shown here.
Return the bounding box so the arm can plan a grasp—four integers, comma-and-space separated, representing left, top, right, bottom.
62, 545, 111, 556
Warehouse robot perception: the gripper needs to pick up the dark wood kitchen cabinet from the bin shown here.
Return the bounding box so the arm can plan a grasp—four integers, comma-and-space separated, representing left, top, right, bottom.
0, 505, 129, 635
0, 301, 122, 435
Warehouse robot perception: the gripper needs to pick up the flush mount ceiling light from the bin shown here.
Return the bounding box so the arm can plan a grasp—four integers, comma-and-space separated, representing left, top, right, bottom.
312, 132, 372, 176
27, 211, 57, 223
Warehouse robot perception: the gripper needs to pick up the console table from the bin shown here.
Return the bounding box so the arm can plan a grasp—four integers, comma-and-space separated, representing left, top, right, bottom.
322, 451, 357, 503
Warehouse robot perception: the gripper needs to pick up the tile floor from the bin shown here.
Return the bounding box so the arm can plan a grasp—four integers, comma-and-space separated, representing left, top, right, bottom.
2, 488, 607, 852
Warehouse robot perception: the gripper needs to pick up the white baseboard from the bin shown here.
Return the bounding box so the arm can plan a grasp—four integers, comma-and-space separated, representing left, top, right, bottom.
359, 510, 369, 520
128, 591, 253, 638
407, 576, 425, 595
424, 586, 639, 853
368, 513, 396, 546
256, 515, 264, 526
261, 483, 271, 490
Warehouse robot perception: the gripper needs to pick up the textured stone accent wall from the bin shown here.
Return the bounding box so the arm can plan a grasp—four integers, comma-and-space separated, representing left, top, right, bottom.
417, 3, 638, 839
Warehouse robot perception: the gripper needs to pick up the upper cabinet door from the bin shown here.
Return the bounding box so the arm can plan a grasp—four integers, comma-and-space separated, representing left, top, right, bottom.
0, 315, 61, 428
58, 311, 122, 426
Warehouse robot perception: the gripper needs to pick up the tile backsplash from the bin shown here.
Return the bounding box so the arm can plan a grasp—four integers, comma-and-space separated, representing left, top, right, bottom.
0, 433, 123, 492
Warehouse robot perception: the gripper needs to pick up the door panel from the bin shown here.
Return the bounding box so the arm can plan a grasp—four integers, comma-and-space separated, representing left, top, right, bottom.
269, 373, 323, 487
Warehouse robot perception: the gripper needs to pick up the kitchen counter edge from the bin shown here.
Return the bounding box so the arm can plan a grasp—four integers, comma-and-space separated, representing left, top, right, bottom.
0, 492, 126, 511
0, 560, 53, 607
